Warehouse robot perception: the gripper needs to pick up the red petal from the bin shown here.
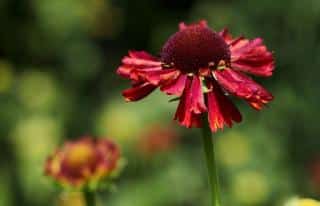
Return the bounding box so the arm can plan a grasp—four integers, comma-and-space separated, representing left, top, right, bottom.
174, 76, 207, 128
214, 69, 274, 110
230, 38, 275, 77
190, 76, 207, 114
139, 68, 180, 85
118, 66, 162, 82
128, 50, 158, 61
206, 81, 242, 132
122, 56, 161, 67
231, 38, 263, 55
117, 51, 162, 101
117, 65, 133, 78
122, 82, 157, 102
219, 29, 275, 77
117, 51, 161, 78
161, 74, 187, 96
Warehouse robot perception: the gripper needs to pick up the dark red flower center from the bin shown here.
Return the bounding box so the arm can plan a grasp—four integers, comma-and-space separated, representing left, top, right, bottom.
161, 25, 230, 73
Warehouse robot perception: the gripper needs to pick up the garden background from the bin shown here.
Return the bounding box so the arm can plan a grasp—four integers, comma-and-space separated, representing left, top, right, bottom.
0, 0, 319, 205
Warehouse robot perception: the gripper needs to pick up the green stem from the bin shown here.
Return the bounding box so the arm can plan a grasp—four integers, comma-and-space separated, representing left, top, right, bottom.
84, 189, 96, 206
201, 116, 221, 206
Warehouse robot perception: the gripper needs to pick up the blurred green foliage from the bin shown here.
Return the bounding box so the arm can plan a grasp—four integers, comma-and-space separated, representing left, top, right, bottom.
0, 0, 320, 205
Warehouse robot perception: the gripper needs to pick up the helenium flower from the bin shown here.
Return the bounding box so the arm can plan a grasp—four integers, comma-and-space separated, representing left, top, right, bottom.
117, 20, 274, 132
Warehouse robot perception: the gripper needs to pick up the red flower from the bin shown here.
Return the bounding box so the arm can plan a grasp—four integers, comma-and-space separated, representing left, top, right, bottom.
45, 137, 120, 187
117, 20, 274, 132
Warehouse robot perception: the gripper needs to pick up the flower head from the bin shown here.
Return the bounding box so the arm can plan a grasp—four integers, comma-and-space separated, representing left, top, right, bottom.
161, 21, 230, 72
117, 20, 274, 132
45, 137, 120, 188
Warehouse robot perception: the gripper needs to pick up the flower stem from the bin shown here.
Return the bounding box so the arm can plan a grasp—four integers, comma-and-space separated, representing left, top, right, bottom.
84, 189, 96, 206
201, 115, 221, 206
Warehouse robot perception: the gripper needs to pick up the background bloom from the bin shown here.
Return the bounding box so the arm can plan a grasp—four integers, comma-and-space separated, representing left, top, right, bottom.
284, 198, 320, 206
45, 137, 120, 188
137, 124, 179, 157
117, 20, 274, 132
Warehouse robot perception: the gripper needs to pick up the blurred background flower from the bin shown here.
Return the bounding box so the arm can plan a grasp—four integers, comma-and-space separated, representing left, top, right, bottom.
45, 137, 121, 189
284, 198, 320, 206
0, 0, 320, 205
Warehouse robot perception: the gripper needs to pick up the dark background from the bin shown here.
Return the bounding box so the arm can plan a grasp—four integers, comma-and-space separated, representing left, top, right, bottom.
0, 0, 319, 205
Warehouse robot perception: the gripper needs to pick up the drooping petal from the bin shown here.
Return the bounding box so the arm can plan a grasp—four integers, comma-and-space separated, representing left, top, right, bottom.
161, 74, 187, 96
214, 69, 274, 110
174, 91, 202, 128
122, 51, 161, 67
174, 77, 192, 126
230, 38, 274, 77
206, 80, 242, 132
117, 51, 163, 101
118, 50, 181, 102
122, 82, 157, 102
117, 65, 163, 83
174, 76, 207, 128
128, 50, 159, 61
139, 68, 180, 85
219, 30, 274, 77
189, 76, 207, 114
129, 66, 163, 82
117, 51, 162, 80
122, 56, 161, 67
116, 65, 132, 79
